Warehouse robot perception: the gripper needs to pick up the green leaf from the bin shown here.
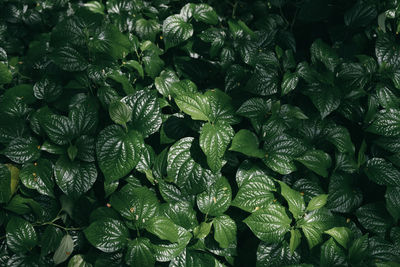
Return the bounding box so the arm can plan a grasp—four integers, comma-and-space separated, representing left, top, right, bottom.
229, 129, 265, 158
67, 145, 78, 161
175, 92, 210, 121
385, 186, 400, 221
376, 85, 399, 109
6, 217, 37, 253
123, 60, 144, 79
236, 97, 271, 119
305, 87, 340, 119
192, 4, 218, 25
84, 1, 105, 14
0, 62, 12, 85
297, 208, 334, 249
368, 108, 400, 137
325, 125, 355, 154
142, 51, 165, 79
123, 90, 162, 137
244, 204, 291, 243
135, 19, 160, 42
145, 216, 179, 243
295, 150, 332, 177
348, 234, 369, 264
96, 125, 143, 182
152, 227, 192, 262
52, 46, 88, 72
281, 72, 299, 96
54, 156, 97, 199
289, 229, 302, 253
84, 218, 129, 253
125, 238, 155, 267
2, 137, 41, 164
232, 172, 275, 212
0, 164, 11, 203
69, 97, 99, 135
324, 227, 352, 249
53, 234, 74, 265
109, 101, 132, 126
356, 203, 393, 235
306, 194, 328, 211
205, 89, 240, 125
256, 242, 301, 267
167, 137, 217, 194
197, 176, 232, 216
40, 226, 63, 257
193, 221, 213, 239
375, 33, 400, 69
155, 70, 179, 97
41, 115, 75, 145
326, 173, 362, 213
33, 78, 62, 102
320, 238, 347, 267
108, 71, 134, 95
68, 255, 93, 267
310, 39, 340, 72
213, 215, 237, 248
277, 181, 305, 219
365, 158, 400, 186
162, 14, 193, 50
20, 159, 54, 197
245, 65, 279, 96
263, 134, 307, 175
110, 186, 159, 227
199, 121, 234, 172
161, 201, 198, 230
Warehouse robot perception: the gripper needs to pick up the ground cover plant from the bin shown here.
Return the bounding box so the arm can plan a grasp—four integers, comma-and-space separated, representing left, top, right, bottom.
0, 0, 400, 266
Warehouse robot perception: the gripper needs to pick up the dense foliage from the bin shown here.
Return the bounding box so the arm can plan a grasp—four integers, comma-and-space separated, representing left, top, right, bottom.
1, 0, 400, 266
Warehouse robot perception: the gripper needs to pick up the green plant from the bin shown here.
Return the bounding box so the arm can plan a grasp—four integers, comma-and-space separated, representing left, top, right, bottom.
1, 0, 400, 266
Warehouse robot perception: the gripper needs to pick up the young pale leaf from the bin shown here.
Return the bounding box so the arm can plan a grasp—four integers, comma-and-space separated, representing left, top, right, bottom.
123, 60, 144, 79
244, 204, 291, 243
324, 227, 352, 249
320, 238, 347, 267
229, 129, 265, 158
20, 159, 54, 197
108, 101, 132, 126
306, 194, 328, 211
199, 121, 234, 172
53, 234, 74, 265
197, 176, 232, 216
145, 216, 179, 243
84, 1, 104, 14
54, 156, 97, 199
67, 255, 93, 267
213, 215, 237, 248
6, 217, 37, 253
289, 229, 302, 253
96, 125, 143, 183
84, 218, 129, 253
162, 14, 193, 50
174, 92, 210, 121
125, 238, 155, 267
295, 150, 332, 177
278, 181, 305, 219
193, 221, 213, 239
